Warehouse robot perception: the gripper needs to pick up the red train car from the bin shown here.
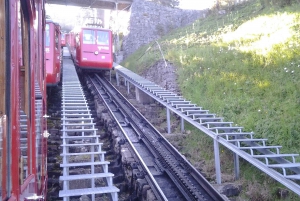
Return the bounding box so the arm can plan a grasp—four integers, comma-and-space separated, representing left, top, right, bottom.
65, 33, 70, 47
61, 32, 66, 47
68, 30, 76, 59
0, 0, 48, 200
45, 19, 62, 86
69, 27, 114, 72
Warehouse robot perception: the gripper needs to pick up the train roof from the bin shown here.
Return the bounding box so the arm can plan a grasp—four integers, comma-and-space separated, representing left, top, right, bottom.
46, 19, 60, 26
82, 27, 111, 31
70, 27, 112, 33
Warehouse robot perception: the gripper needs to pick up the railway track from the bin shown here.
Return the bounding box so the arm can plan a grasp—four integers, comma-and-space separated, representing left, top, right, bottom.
86, 73, 227, 201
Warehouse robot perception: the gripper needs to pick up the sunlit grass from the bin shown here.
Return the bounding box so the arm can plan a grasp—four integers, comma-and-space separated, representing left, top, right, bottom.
222, 13, 296, 55
122, 0, 300, 199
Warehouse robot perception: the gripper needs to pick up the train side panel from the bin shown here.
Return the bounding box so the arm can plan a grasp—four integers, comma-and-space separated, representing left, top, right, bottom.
55, 23, 62, 79
61, 32, 66, 47
69, 31, 76, 60
65, 33, 70, 47
0, 0, 48, 200
45, 20, 61, 86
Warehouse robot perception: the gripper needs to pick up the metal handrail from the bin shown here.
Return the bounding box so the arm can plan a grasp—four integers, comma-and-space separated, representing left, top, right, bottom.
114, 63, 300, 196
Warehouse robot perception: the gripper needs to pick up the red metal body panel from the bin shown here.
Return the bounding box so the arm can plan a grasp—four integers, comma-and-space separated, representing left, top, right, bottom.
65, 33, 70, 47
70, 27, 113, 71
45, 20, 61, 86
68, 31, 76, 59
1, 0, 47, 200
10, 1, 21, 199
61, 33, 66, 47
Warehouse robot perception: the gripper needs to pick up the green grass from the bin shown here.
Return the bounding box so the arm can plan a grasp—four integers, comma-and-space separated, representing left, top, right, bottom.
122, 0, 300, 199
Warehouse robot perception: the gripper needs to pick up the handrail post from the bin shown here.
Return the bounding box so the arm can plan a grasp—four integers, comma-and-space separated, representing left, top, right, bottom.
180, 117, 184, 133
234, 136, 240, 180
214, 138, 222, 184
167, 108, 171, 134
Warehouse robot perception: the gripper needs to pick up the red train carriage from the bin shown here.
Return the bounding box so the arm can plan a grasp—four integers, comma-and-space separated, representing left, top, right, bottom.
61, 32, 66, 47
0, 0, 48, 200
70, 27, 114, 72
65, 33, 70, 48
45, 19, 62, 86
68, 30, 76, 59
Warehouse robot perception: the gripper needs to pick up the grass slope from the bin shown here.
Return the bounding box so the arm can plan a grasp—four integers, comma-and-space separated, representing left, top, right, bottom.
122, 0, 300, 199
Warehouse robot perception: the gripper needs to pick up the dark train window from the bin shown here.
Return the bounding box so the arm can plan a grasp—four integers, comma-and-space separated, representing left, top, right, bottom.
83, 30, 95, 44
18, 15, 23, 67
55, 30, 59, 49
45, 24, 50, 47
75, 33, 80, 46
97, 31, 109, 45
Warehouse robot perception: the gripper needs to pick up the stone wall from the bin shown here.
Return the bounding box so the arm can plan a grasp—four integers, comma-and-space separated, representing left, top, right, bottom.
121, 0, 208, 60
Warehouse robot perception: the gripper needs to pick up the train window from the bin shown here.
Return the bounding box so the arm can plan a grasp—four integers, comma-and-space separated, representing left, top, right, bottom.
18, 16, 23, 67
45, 24, 50, 47
83, 30, 96, 44
55, 30, 59, 49
76, 33, 80, 46
19, 1, 30, 183
97, 31, 109, 45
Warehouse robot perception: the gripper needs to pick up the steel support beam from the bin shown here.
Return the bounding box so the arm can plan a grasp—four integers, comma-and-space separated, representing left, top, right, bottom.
180, 117, 184, 133
167, 108, 171, 134
214, 139, 221, 184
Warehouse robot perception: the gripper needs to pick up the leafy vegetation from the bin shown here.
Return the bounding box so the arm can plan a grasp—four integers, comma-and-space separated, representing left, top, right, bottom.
122, 0, 300, 199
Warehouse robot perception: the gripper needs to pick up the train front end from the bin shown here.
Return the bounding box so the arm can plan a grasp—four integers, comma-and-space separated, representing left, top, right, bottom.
76, 28, 113, 71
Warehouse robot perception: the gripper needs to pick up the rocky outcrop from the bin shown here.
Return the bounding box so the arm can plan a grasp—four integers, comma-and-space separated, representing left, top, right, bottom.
122, 0, 208, 59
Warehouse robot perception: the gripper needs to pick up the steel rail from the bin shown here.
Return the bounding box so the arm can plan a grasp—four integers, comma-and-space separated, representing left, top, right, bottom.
87, 74, 169, 201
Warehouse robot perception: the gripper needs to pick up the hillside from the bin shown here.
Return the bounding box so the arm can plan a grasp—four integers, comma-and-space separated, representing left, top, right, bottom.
121, 0, 300, 200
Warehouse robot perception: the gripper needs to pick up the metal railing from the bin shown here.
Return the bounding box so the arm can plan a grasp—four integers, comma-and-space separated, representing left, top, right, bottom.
114, 63, 300, 196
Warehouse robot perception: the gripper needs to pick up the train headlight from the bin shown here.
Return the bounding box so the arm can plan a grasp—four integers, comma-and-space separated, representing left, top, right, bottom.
94, 51, 99, 55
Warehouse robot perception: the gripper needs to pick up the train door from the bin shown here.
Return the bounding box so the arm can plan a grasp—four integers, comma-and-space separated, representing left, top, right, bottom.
18, 0, 47, 199
96, 29, 113, 69
80, 29, 97, 66
18, 0, 39, 200
34, 0, 48, 198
